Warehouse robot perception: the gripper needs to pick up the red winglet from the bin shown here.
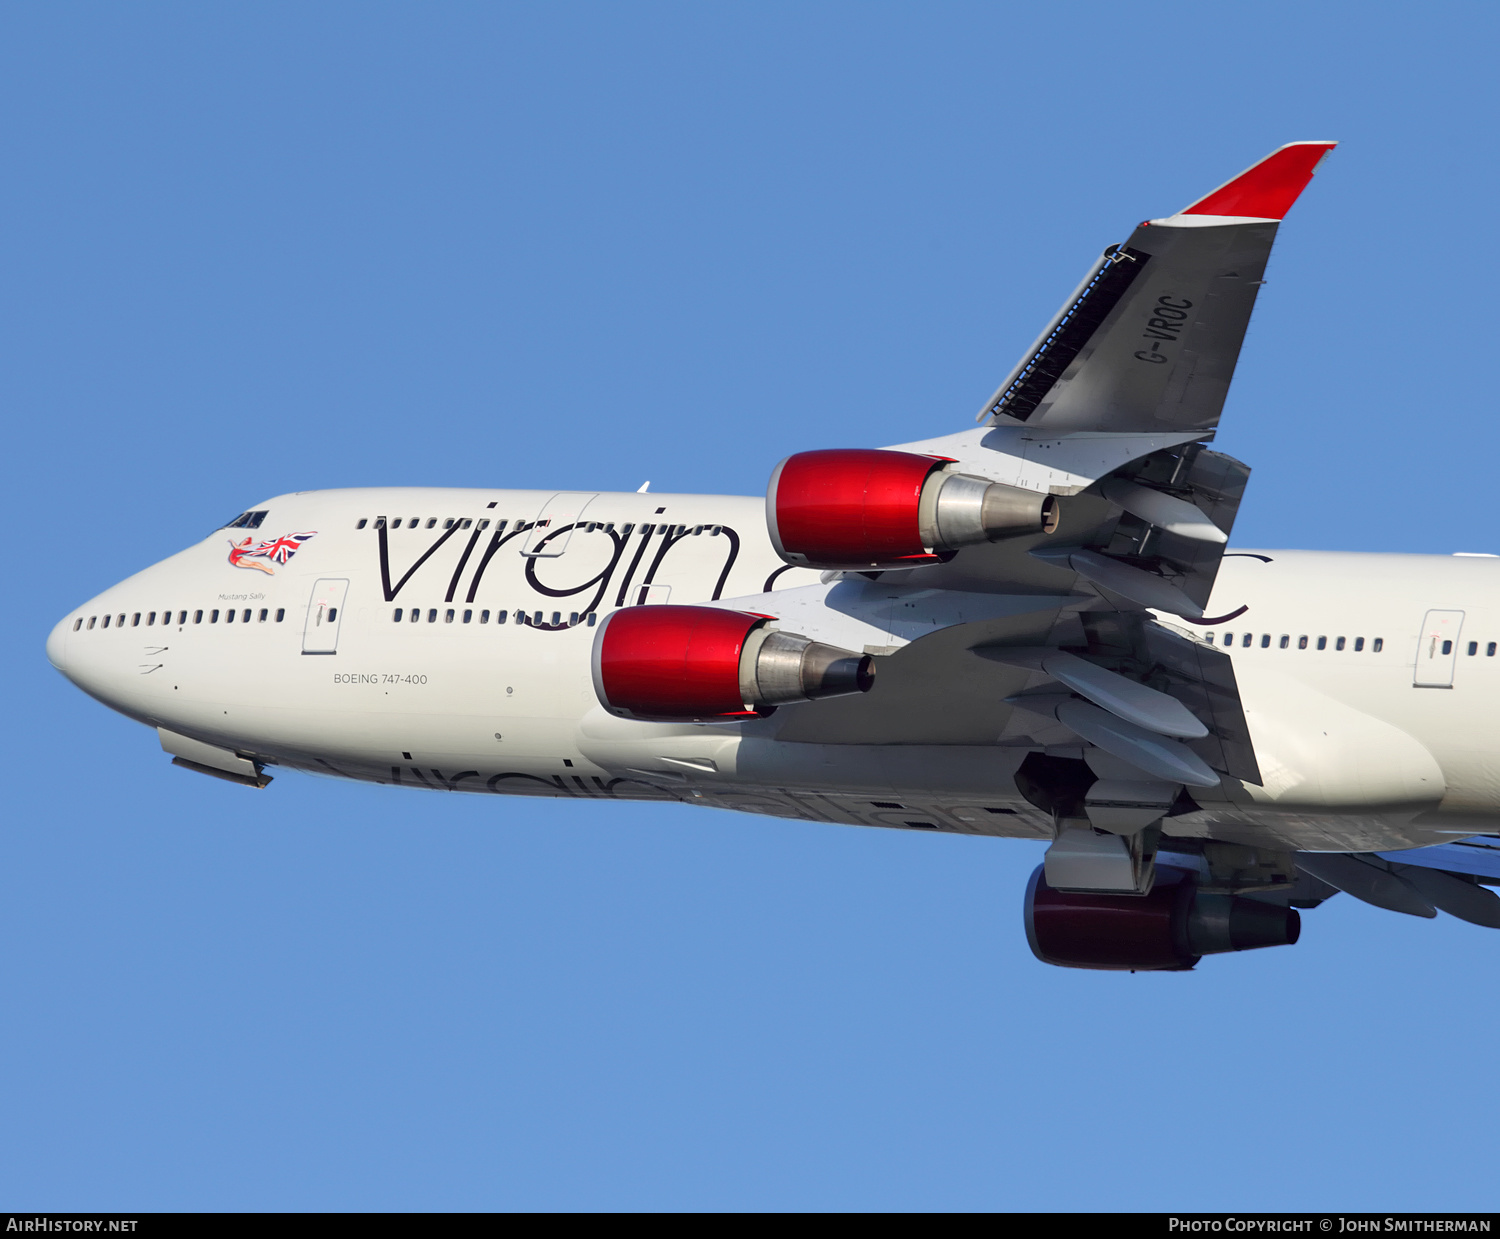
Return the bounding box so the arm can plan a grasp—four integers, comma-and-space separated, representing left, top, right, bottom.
1179, 141, 1337, 220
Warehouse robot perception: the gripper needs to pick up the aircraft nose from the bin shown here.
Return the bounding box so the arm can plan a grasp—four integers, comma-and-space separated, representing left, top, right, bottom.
46, 613, 73, 674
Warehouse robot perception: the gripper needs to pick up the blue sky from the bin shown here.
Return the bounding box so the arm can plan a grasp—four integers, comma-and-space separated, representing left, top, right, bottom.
4, 1, 1498, 1211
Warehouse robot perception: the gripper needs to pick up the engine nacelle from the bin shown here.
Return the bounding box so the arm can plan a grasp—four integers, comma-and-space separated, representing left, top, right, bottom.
592, 604, 875, 722
766, 448, 1058, 569
1023, 864, 1301, 971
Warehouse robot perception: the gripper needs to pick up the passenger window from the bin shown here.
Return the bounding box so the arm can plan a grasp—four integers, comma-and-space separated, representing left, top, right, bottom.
1441, 639, 1452, 655
375, 517, 386, 529
327, 607, 337, 622
480, 610, 490, 624
535, 611, 544, 626
394, 608, 403, 622
357, 519, 367, 529
1241, 633, 1251, 648
1317, 636, 1327, 650
409, 608, 419, 623
426, 518, 437, 528
275, 609, 284, 622
118, 614, 126, 627
1489, 642, 1497, 657
211, 610, 220, 623
131, 613, 139, 626
1278, 635, 1289, 649
1373, 638, 1384, 652
1469, 641, 1478, 656
88, 616, 96, 629
497, 610, 508, 625
463, 609, 472, 624
569, 612, 579, 625
444, 519, 454, 529
194, 611, 203, 623
1354, 637, 1365, 652
73, 618, 83, 631
587, 613, 597, 626
1260, 634, 1270, 648
1222, 633, 1232, 646
445, 609, 455, 623
147, 613, 156, 626
478, 520, 489, 530
102, 615, 110, 628
1297, 635, 1308, 649
392, 518, 402, 528
259, 609, 267, 622
226, 609, 235, 623
461, 519, 472, 529
428, 609, 437, 623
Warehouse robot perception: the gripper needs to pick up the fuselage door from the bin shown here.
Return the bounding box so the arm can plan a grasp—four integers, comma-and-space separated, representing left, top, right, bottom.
1414, 609, 1464, 687
302, 578, 350, 655
521, 493, 598, 558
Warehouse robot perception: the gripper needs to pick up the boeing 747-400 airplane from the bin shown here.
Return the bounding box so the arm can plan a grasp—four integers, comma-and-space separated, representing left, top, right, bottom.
48, 142, 1500, 970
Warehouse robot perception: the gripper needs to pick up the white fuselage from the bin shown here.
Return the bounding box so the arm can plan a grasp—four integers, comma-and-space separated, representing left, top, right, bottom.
46, 486, 1500, 855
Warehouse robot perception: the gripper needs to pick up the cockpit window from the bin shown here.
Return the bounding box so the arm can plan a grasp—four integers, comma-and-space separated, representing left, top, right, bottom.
221, 510, 269, 530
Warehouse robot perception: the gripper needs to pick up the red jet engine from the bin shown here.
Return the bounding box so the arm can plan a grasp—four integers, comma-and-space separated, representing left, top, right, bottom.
1024, 864, 1301, 971
766, 448, 1058, 570
592, 604, 875, 722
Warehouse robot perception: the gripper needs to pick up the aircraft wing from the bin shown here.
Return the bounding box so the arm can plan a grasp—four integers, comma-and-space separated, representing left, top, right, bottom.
1298, 840, 1500, 929
976, 141, 1337, 433
724, 147, 1337, 795
1375, 836, 1500, 883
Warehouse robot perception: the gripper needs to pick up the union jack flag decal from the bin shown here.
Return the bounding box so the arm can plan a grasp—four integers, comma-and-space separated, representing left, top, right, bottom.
228, 531, 317, 574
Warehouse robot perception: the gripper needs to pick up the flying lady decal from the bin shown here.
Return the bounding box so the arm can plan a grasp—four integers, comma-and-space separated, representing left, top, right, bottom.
229, 531, 317, 574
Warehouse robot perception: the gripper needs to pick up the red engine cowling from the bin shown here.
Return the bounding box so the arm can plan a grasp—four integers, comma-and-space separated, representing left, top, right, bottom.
592, 604, 875, 722
1024, 865, 1301, 971
767, 448, 1057, 570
